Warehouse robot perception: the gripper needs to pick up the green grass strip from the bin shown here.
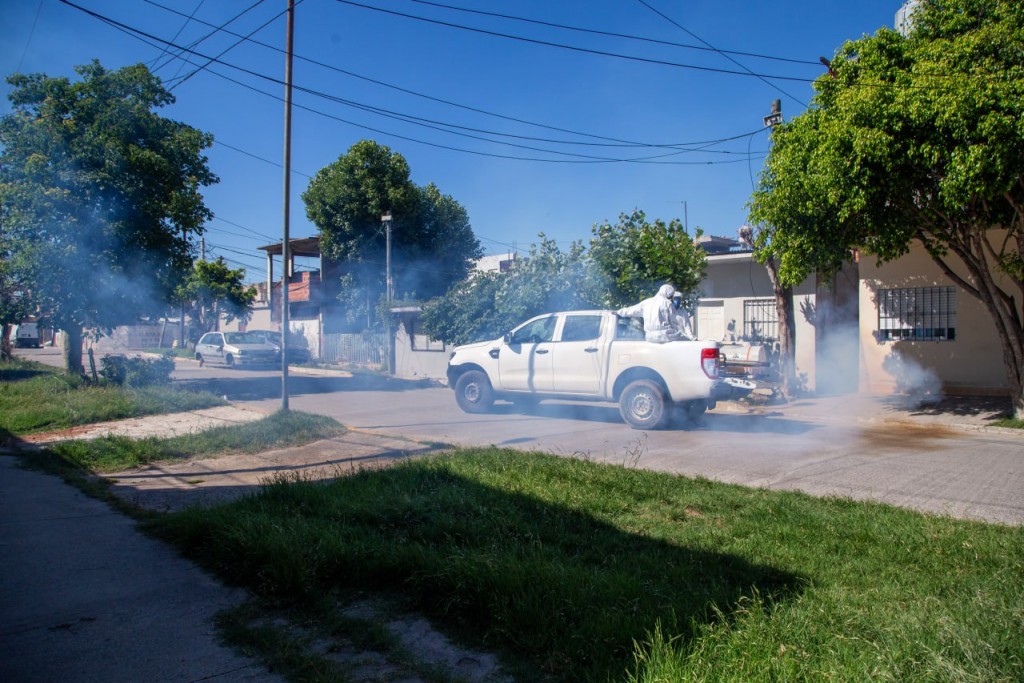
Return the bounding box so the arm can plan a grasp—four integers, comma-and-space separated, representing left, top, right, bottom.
0, 359, 224, 435
153, 449, 1024, 682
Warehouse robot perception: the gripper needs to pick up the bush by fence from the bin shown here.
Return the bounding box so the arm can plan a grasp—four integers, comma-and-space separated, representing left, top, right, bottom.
100, 354, 175, 387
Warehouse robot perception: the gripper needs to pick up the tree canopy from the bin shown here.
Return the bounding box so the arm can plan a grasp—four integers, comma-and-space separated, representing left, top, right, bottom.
0, 61, 217, 373
175, 258, 256, 343
748, 0, 1024, 415
420, 236, 599, 347
422, 212, 707, 346
589, 210, 706, 309
302, 140, 482, 327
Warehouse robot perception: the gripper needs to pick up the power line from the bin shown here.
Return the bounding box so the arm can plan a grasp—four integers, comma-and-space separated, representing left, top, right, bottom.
143, 0, 772, 151
167, 0, 287, 92
332, 0, 816, 83
152, 0, 265, 77
213, 139, 313, 178
634, 0, 809, 108
405, 0, 821, 66
63, 1, 769, 165
211, 215, 278, 241
148, 0, 206, 73
15, 0, 45, 73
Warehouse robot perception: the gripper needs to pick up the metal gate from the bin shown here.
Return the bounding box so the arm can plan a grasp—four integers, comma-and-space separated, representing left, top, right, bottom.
322, 332, 387, 367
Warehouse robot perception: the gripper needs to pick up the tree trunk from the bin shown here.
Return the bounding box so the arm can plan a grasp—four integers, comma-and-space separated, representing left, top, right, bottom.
765, 257, 798, 399
1, 323, 11, 362
63, 325, 84, 376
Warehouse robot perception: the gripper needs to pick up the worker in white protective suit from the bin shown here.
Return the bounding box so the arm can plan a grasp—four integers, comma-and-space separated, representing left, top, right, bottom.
670, 290, 694, 340
616, 283, 677, 343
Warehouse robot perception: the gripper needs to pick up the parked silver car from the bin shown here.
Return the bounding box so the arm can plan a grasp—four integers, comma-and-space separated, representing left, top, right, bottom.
251, 329, 312, 364
195, 331, 281, 368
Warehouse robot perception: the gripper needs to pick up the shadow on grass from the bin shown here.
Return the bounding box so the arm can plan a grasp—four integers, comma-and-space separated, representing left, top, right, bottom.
154, 452, 806, 681
0, 365, 53, 382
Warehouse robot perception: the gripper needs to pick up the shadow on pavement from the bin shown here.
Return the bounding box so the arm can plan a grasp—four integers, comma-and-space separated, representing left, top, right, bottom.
890, 394, 1013, 421
497, 401, 818, 434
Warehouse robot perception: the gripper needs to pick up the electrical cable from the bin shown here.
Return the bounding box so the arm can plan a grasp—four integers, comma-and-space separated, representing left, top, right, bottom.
148, 0, 206, 73
634, 0, 809, 108
67, 1, 764, 165
143, 0, 772, 151
331, 0, 816, 84
405, 0, 822, 66
168, 0, 293, 92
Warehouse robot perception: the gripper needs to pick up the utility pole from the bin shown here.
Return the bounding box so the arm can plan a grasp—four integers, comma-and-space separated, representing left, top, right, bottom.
280, 0, 294, 411
759, 98, 797, 399
383, 213, 393, 301
382, 212, 393, 373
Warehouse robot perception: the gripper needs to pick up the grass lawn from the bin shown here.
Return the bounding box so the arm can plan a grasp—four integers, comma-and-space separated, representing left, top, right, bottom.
153, 449, 1024, 682
0, 358, 225, 435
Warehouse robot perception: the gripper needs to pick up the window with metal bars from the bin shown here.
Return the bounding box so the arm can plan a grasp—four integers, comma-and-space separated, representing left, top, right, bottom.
877, 286, 956, 341
743, 299, 778, 341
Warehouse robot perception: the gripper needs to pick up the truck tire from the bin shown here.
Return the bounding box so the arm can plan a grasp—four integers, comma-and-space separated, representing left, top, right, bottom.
619, 379, 667, 430
454, 370, 495, 414
684, 399, 707, 421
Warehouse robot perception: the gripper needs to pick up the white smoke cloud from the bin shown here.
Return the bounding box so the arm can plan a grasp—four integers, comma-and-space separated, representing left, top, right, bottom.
881, 351, 943, 405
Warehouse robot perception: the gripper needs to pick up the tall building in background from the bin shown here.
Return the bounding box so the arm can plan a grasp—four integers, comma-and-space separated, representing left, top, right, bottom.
895, 0, 921, 36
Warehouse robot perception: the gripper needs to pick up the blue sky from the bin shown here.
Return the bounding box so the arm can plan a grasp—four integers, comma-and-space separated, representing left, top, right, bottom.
1, 0, 904, 284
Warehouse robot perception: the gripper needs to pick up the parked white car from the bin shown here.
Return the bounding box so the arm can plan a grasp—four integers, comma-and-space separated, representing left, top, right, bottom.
195, 331, 281, 368
447, 310, 727, 429
13, 322, 40, 348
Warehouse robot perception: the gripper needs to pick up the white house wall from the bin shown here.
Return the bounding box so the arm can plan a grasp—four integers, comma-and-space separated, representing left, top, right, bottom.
858, 245, 1012, 395
393, 320, 449, 381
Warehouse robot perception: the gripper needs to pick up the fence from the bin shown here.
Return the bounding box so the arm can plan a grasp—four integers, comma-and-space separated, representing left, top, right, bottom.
322, 331, 387, 368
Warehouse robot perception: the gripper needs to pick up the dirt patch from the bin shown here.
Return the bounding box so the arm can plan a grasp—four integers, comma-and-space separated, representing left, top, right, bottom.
855, 421, 960, 451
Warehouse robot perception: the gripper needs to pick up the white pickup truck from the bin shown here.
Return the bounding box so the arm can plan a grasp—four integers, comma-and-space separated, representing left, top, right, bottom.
446, 310, 725, 429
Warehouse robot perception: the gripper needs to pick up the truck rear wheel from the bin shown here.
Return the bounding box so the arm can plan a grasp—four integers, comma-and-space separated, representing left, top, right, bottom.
619, 379, 667, 430
454, 370, 495, 414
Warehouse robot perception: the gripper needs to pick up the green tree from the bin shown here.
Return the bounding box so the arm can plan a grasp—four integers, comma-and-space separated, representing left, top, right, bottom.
302, 140, 482, 327
174, 258, 256, 343
589, 209, 707, 308
418, 270, 505, 347
0, 222, 32, 360
749, 0, 1024, 416
0, 61, 217, 374
421, 236, 600, 346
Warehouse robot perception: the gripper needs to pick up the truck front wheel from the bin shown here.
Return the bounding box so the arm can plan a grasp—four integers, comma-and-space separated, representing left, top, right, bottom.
454, 370, 495, 414
619, 380, 667, 430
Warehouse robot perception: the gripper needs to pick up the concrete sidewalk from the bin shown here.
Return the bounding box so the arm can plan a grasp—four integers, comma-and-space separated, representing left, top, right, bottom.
0, 454, 281, 683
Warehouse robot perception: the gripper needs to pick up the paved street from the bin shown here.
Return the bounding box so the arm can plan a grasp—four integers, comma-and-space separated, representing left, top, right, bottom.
15, 346, 1024, 525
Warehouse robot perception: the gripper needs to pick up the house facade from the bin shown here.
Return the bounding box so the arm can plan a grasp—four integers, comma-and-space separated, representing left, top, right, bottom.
698, 237, 1012, 398
858, 245, 1012, 396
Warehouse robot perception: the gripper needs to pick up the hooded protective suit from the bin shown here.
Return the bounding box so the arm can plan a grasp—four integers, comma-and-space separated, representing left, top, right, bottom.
670, 292, 694, 340
617, 284, 677, 342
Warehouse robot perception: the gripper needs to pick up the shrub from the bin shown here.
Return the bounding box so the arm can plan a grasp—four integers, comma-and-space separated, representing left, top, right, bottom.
100, 354, 175, 387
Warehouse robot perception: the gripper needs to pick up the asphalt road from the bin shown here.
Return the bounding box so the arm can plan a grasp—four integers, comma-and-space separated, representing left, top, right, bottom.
15, 346, 1024, 525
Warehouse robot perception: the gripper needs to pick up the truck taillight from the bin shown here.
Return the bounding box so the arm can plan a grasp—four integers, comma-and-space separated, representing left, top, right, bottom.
701, 347, 720, 379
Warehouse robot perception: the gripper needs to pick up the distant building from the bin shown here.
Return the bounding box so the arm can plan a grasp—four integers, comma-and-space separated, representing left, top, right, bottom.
895, 0, 920, 36
473, 252, 517, 273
